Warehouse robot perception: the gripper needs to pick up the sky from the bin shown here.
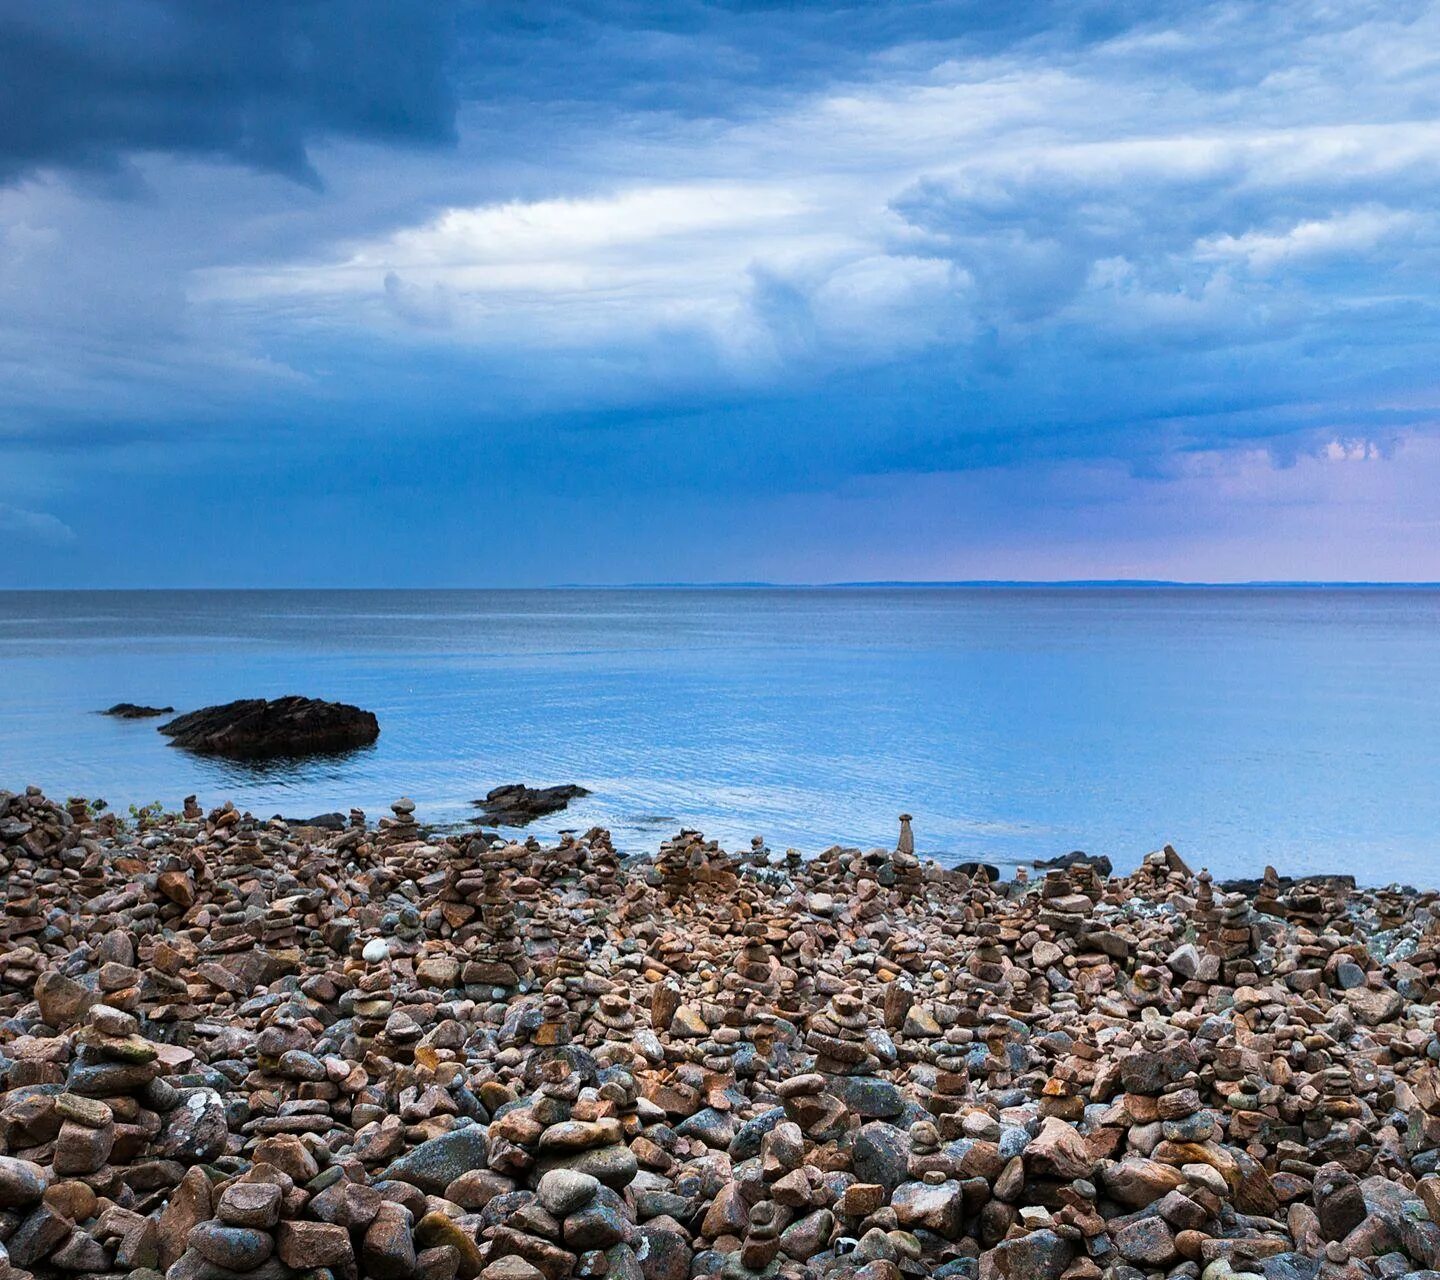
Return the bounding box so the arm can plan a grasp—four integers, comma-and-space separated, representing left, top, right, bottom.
3, 0, 1440, 586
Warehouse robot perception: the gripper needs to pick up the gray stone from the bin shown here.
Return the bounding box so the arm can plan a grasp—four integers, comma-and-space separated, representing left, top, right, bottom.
1115, 1217, 1177, 1267
381, 1123, 490, 1194
979, 1229, 1075, 1280
853, 1121, 911, 1191
188, 1220, 275, 1271
216, 1183, 282, 1230
829, 1076, 906, 1120
155, 1089, 228, 1163
728, 1107, 786, 1162
563, 1188, 630, 1250
891, 1180, 963, 1238
537, 1170, 601, 1217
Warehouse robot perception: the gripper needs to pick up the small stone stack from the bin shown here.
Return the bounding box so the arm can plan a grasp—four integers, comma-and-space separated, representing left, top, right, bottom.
967, 922, 1008, 995
464, 852, 533, 993
0, 786, 76, 864
747, 835, 769, 868
1129, 844, 1195, 899
547, 932, 590, 987
806, 990, 878, 1077
378, 796, 419, 846
588, 991, 638, 1061
653, 831, 700, 900
1215, 888, 1264, 982
1036, 870, 1090, 940
0, 1002, 220, 1276
731, 921, 781, 1020
578, 827, 621, 897
1254, 864, 1284, 917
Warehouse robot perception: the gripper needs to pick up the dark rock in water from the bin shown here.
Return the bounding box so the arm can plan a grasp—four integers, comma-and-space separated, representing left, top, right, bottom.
158, 696, 379, 760
102, 702, 174, 718
474, 782, 590, 826
281, 813, 348, 831
955, 861, 1001, 882
1218, 872, 1358, 895
1033, 849, 1113, 877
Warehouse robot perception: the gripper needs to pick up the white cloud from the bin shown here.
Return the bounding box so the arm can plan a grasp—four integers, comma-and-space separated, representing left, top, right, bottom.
200, 182, 858, 352
1195, 207, 1424, 271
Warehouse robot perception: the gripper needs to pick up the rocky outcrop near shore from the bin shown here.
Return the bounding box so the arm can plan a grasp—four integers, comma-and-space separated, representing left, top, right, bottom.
158, 696, 379, 759
1, 784, 1440, 1280
101, 703, 174, 719
474, 784, 590, 827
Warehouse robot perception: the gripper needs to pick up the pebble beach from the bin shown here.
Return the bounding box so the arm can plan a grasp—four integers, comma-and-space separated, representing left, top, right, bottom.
0, 785, 1437, 1280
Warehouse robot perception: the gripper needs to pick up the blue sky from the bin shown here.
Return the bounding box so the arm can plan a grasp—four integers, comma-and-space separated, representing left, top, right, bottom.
3, 0, 1440, 585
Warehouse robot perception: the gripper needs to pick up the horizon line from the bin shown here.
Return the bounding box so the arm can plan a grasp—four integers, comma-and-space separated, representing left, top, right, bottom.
6, 579, 1440, 592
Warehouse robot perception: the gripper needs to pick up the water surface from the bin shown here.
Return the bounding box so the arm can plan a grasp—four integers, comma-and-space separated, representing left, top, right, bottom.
1, 587, 1436, 883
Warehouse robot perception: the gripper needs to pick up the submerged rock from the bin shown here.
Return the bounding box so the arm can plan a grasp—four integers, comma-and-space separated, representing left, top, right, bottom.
101, 702, 175, 718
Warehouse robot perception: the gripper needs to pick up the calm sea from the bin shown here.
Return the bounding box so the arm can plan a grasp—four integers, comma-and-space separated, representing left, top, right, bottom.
1, 587, 1437, 883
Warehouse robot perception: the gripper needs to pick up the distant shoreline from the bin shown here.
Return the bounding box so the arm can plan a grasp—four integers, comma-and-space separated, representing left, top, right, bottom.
5, 580, 1440, 593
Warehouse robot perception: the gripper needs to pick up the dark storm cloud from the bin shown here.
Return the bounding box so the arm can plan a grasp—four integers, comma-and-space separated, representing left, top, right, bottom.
0, 0, 458, 185
458, 0, 1206, 120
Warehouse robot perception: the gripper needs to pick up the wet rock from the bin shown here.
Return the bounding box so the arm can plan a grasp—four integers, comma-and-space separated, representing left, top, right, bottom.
9, 1203, 74, 1268
1115, 1218, 1178, 1267
188, 1220, 275, 1271
216, 1182, 282, 1229
854, 1122, 912, 1191
892, 1179, 964, 1236
537, 1169, 601, 1217
474, 784, 590, 827
1314, 1163, 1367, 1240
363, 1201, 419, 1280
158, 695, 380, 758
155, 1088, 228, 1162
35, 970, 96, 1027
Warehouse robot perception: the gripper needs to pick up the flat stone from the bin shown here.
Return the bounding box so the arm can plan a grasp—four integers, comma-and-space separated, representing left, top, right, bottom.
277, 1220, 356, 1269
216, 1182, 283, 1229
980, 1229, 1075, 1280
188, 1220, 276, 1271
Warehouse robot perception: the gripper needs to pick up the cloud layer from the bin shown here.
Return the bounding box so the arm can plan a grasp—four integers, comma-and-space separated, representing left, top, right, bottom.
2, 0, 1439, 584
